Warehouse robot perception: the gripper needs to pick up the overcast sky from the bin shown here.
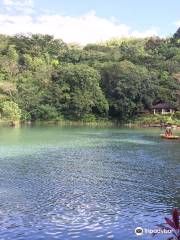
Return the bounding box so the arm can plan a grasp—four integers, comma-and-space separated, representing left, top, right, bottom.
0, 0, 179, 44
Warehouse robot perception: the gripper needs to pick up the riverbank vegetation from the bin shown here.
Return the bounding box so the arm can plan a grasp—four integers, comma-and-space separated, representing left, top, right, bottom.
0, 28, 180, 124
133, 112, 180, 126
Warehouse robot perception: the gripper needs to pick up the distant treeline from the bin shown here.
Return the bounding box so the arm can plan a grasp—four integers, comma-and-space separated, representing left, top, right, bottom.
0, 28, 180, 122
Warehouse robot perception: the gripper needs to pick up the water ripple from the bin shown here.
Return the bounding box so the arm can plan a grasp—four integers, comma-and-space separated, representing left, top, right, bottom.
0, 126, 179, 239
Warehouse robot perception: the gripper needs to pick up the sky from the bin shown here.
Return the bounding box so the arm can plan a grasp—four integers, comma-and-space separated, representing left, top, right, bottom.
0, 0, 179, 44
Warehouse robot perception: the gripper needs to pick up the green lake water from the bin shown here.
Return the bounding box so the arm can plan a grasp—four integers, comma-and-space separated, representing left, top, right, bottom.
0, 126, 180, 239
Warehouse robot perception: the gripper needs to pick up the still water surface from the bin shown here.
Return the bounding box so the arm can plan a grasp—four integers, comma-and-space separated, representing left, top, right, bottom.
0, 126, 179, 240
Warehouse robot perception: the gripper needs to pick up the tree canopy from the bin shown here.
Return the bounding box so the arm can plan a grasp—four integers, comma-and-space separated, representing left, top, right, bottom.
0, 31, 179, 122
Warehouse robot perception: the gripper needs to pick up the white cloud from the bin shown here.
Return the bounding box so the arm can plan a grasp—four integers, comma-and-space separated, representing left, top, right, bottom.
3, 0, 12, 5
2, 0, 34, 14
0, 11, 158, 44
174, 20, 180, 27
131, 29, 158, 38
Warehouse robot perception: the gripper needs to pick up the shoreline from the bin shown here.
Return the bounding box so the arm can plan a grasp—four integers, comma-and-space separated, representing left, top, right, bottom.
1, 119, 180, 129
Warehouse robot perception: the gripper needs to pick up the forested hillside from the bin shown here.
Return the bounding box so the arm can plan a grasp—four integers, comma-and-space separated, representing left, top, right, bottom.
0, 28, 180, 122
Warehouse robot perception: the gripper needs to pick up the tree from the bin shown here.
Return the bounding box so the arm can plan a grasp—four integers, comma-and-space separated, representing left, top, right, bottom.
173, 27, 180, 40
100, 61, 157, 120
51, 64, 109, 119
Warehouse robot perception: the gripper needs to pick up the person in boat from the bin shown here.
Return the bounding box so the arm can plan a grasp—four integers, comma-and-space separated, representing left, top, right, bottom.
165, 125, 173, 137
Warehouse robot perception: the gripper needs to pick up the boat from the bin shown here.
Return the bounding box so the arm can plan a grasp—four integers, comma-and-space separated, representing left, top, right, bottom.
160, 134, 180, 140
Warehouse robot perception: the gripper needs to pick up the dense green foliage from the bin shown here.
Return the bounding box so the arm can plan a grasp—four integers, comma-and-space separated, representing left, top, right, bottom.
0, 29, 180, 122
1, 101, 21, 121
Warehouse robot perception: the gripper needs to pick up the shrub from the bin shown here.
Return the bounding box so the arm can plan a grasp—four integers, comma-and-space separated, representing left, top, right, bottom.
36, 105, 59, 120
81, 114, 96, 122
2, 101, 21, 121
21, 110, 31, 121
174, 111, 180, 120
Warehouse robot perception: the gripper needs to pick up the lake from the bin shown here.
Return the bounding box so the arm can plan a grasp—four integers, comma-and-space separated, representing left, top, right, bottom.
0, 126, 179, 240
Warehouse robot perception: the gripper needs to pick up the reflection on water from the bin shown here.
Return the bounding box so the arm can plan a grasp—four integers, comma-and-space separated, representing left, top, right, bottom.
0, 126, 180, 240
